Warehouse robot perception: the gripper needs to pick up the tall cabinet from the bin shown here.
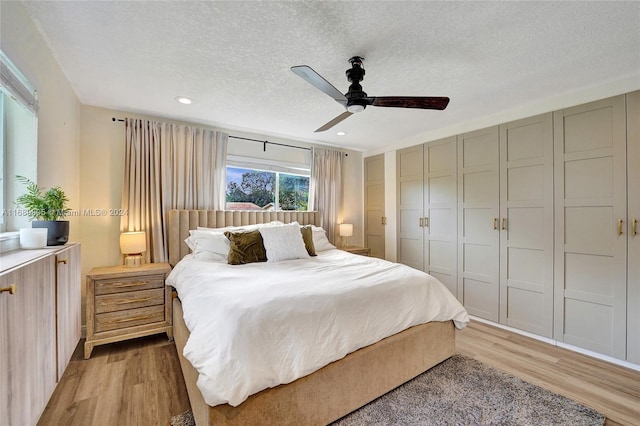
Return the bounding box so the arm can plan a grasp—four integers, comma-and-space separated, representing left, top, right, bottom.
553, 95, 628, 359
364, 154, 386, 259
628, 91, 640, 364
397, 137, 458, 296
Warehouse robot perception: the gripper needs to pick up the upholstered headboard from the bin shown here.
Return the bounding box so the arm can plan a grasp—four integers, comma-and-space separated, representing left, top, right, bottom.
168, 209, 320, 266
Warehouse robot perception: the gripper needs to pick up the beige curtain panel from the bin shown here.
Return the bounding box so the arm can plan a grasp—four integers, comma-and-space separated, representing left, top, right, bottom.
121, 118, 228, 262
309, 147, 344, 244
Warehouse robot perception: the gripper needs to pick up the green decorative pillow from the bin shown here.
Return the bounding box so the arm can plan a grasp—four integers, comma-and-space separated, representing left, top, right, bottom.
300, 225, 317, 256
224, 230, 267, 265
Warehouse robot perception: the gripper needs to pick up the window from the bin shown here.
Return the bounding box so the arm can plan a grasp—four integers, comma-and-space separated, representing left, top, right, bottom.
0, 50, 38, 232
225, 166, 309, 211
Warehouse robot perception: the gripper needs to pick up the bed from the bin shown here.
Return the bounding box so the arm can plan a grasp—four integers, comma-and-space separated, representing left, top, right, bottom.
167, 209, 469, 425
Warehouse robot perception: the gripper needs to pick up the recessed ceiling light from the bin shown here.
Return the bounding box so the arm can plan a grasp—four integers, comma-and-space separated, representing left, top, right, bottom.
175, 96, 192, 104
336, 131, 347, 136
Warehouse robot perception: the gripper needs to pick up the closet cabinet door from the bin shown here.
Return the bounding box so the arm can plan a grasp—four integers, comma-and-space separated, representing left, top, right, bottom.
627, 90, 640, 364
56, 243, 81, 379
424, 137, 458, 296
364, 155, 385, 259
553, 95, 627, 359
0, 256, 56, 426
499, 113, 554, 337
457, 127, 500, 320
397, 145, 424, 270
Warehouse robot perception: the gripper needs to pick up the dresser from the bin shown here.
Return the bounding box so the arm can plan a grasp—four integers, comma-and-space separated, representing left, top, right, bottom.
84, 262, 172, 358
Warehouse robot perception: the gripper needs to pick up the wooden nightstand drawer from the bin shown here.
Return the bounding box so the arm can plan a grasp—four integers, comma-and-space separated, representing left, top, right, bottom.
95, 288, 165, 314
95, 305, 165, 333
94, 274, 165, 295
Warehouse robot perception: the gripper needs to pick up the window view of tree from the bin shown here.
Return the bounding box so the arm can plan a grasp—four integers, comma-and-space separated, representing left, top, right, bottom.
279, 174, 309, 211
226, 167, 309, 211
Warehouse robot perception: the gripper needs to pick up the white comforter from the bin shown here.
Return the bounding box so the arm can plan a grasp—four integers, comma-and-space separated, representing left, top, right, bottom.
166, 249, 469, 407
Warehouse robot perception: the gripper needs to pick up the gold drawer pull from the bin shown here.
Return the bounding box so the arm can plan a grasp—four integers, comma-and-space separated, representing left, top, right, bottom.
115, 297, 153, 305
116, 315, 153, 323
633, 218, 637, 236
57, 259, 68, 264
112, 281, 149, 288
0, 284, 16, 295
618, 219, 623, 235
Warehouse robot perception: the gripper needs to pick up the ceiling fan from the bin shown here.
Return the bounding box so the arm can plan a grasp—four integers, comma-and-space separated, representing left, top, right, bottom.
291, 56, 450, 132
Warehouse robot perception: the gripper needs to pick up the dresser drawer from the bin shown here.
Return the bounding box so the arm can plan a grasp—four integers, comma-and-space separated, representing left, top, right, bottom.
95, 288, 165, 314
94, 274, 165, 295
94, 305, 165, 333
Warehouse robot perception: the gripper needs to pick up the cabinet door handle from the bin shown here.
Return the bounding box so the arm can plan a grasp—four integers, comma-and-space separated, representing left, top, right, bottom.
57, 259, 68, 264
501, 218, 507, 230
633, 219, 637, 236
618, 219, 624, 235
381, 216, 387, 226
493, 218, 498, 230
419, 217, 424, 227
0, 284, 16, 295
424, 217, 429, 227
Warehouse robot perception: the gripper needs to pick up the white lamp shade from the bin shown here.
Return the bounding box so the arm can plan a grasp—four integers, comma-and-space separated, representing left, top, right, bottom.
120, 231, 146, 254
339, 223, 353, 237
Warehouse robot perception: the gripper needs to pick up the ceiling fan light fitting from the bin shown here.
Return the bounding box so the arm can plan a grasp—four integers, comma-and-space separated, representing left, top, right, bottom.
347, 104, 365, 113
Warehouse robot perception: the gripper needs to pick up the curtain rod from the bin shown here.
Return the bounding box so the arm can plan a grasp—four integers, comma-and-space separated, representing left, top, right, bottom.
112, 118, 346, 156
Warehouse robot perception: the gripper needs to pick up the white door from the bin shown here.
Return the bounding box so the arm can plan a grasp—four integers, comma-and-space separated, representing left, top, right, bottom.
424, 137, 458, 296
364, 155, 385, 259
553, 95, 627, 359
627, 90, 640, 363
499, 113, 554, 337
397, 145, 424, 270
457, 127, 500, 320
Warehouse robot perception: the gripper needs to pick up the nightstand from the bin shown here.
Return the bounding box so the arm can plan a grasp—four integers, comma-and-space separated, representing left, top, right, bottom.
84, 262, 172, 359
340, 246, 371, 256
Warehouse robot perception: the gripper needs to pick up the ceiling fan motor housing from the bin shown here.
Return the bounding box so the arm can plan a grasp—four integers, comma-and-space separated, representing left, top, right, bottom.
346, 57, 368, 112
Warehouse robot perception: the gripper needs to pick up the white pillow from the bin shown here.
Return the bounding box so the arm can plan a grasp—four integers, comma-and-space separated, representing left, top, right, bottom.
185, 230, 229, 262
259, 222, 309, 262
311, 226, 336, 251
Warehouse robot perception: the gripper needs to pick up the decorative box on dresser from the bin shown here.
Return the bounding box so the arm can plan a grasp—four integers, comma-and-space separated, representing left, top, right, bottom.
0, 243, 81, 426
85, 262, 172, 359
341, 246, 371, 256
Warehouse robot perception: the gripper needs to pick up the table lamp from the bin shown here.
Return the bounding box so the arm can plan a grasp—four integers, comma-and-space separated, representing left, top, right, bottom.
120, 231, 146, 267
339, 223, 353, 248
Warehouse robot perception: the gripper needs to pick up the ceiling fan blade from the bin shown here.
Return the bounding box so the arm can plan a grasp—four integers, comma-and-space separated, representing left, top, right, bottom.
368, 96, 450, 110
315, 111, 353, 133
291, 65, 347, 106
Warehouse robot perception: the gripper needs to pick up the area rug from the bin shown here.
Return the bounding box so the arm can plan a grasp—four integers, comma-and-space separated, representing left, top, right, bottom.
170, 354, 605, 426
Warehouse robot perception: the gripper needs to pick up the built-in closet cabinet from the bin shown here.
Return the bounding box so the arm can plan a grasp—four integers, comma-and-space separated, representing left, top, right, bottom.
498, 114, 554, 337
456, 115, 554, 334
628, 91, 640, 364
364, 154, 385, 259
397, 137, 458, 296
553, 95, 628, 359
456, 127, 500, 320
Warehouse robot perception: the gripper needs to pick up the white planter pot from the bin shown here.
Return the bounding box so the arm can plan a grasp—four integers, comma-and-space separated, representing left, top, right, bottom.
19, 228, 48, 249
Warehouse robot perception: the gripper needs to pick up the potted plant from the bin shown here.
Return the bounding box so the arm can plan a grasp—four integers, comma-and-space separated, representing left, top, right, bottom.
15, 175, 71, 246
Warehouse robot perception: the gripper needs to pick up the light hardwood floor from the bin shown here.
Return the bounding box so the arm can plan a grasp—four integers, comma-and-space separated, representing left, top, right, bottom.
38, 320, 640, 425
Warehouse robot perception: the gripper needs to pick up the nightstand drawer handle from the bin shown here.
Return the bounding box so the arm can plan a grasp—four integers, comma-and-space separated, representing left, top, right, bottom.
116, 315, 153, 323
112, 281, 149, 288
115, 297, 153, 305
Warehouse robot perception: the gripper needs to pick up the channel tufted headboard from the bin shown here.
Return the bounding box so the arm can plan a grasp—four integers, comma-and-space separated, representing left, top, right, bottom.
168, 209, 320, 266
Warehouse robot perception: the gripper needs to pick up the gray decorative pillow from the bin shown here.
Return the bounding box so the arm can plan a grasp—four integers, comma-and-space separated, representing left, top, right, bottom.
224, 230, 267, 265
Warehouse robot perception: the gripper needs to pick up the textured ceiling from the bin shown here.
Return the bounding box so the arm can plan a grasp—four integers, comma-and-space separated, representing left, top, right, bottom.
20, 1, 640, 152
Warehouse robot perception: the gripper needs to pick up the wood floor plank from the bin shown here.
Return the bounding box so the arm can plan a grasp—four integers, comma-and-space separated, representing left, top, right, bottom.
39, 321, 640, 425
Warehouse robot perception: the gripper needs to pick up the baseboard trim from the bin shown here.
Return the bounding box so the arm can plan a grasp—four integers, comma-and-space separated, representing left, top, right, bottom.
469, 315, 640, 373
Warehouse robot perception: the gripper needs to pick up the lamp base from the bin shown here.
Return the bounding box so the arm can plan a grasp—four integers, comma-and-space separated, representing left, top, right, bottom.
124, 254, 143, 268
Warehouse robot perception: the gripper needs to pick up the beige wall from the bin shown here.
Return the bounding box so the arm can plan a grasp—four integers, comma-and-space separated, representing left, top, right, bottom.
0, 1, 81, 239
